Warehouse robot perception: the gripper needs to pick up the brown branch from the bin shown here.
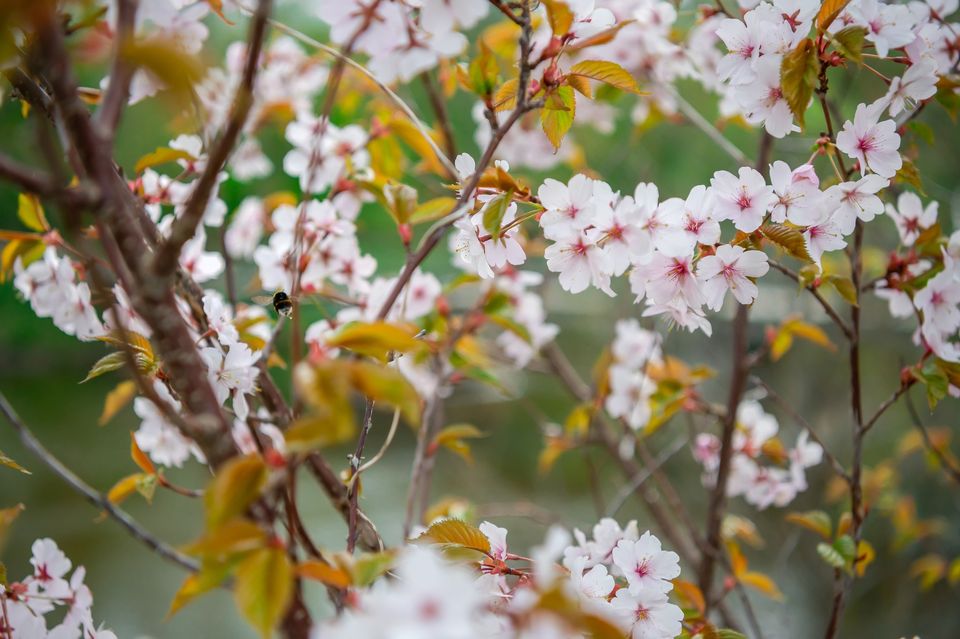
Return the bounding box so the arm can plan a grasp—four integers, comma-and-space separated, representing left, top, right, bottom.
699, 303, 750, 603
420, 71, 457, 165
904, 390, 960, 484
152, 0, 272, 279
751, 376, 851, 482
0, 391, 199, 573
768, 260, 854, 340
94, 0, 138, 142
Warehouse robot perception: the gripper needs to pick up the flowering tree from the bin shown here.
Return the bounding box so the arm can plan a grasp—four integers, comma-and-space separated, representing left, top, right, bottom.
1, 0, 959, 637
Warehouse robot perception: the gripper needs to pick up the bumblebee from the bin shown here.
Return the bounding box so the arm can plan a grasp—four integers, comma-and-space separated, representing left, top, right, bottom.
252, 290, 295, 317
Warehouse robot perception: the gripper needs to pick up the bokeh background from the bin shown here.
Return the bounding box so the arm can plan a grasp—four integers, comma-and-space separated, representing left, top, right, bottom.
2, 3, 960, 637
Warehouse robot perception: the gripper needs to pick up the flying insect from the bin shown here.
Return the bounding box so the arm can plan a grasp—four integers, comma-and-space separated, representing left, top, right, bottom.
252, 290, 295, 317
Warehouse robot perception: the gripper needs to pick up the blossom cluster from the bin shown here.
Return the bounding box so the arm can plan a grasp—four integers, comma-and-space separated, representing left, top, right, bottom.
13, 247, 103, 341
318, 518, 684, 639
317, 0, 488, 84
0, 539, 116, 639
693, 400, 824, 509
605, 319, 662, 430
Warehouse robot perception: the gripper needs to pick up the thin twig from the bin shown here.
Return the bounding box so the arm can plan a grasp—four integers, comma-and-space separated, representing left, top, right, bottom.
606, 437, 687, 517
94, 0, 138, 143
768, 261, 854, 340
0, 391, 199, 573
666, 86, 749, 166
904, 389, 960, 484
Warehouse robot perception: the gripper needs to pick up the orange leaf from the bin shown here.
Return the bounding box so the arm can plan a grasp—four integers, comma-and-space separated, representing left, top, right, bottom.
297, 560, 352, 589
130, 432, 156, 475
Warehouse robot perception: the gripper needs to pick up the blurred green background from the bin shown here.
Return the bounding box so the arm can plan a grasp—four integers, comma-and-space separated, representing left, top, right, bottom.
2, 4, 960, 638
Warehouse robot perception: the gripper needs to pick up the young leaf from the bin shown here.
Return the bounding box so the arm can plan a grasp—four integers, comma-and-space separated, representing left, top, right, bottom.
183, 519, 268, 558
493, 78, 519, 112
99, 380, 138, 426
130, 432, 157, 475
81, 351, 127, 383
234, 547, 294, 638
347, 360, 422, 426
17, 193, 49, 232
0, 449, 30, 474
568, 60, 642, 94
326, 321, 424, 362
416, 519, 491, 554
761, 222, 813, 262
566, 73, 593, 99
780, 39, 818, 127
204, 455, 268, 530
167, 559, 238, 618
433, 424, 486, 464
542, 0, 574, 36
739, 571, 784, 600
351, 551, 397, 587
817, 541, 846, 568
817, 0, 853, 31
134, 146, 195, 174
832, 26, 866, 64
298, 560, 352, 589
541, 86, 576, 150
482, 191, 513, 238
107, 473, 148, 505
785, 510, 832, 539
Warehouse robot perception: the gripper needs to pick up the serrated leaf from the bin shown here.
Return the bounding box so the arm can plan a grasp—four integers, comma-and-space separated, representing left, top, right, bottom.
0, 449, 30, 474
81, 351, 127, 383
832, 26, 866, 64
416, 519, 491, 554
183, 519, 267, 558
493, 78, 519, 112
327, 322, 424, 363
566, 73, 592, 98
762, 222, 813, 262
482, 191, 513, 237
298, 560, 352, 588
234, 546, 294, 638
780, 39, 818, 127
541, 86, 576, 150
817, 541, 846, 568
817, 0, 853, 31
785, 510, 832, 539
134, 147, 195, 174
99, 381, 138, 426
204, 455, 268, 530
568, 60, 641, 94
17, 193, 48, 232
542, 0, 574, 35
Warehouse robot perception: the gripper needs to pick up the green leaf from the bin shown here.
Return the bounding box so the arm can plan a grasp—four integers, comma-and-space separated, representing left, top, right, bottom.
204, 455, 268, 530
468, 40, 499, 96
824, 275, 858, 306
482, 191, 513, 237
832, 27, 866, 64
541, 86, 576, 150
0, 449, 30, 474
568, 60, 641, 94
817, 0, 853, 31
785, 510, 832, 539
234, 546, 294, 638
817, 541, 846, 568
912, 360, 949, 409
416, 518, 491, 554
81, 351, 128, 383
780, 39, 818, 127
833, 534, 857, 563
351, 551, 396, 587
0, 561, 6, 586
17, 193, 48, 232
134, 146, 195, 174
761, 222, 813, 262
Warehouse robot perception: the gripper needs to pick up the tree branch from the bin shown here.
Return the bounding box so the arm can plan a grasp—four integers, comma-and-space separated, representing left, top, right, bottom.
94, 0, 138, 143
0, 391, 199, 573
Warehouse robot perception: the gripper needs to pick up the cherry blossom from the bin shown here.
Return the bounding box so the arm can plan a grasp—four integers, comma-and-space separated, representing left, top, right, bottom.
835, 101, 903, 179
612, 531, 681, 593
697, 244, 769, 311
709, 167, 775, 232
885, 191, 939, 246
